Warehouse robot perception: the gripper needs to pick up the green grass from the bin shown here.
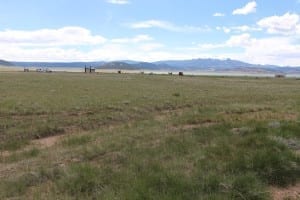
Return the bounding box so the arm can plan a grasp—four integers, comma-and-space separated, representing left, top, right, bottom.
0, 72, 299, 199
62, 135, 93, 147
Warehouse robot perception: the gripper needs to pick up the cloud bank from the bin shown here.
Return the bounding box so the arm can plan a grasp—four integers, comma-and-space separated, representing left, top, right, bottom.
233, 1, 257, 15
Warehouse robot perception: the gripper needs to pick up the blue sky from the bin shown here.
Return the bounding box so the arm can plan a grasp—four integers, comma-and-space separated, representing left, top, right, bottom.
0, 0, 300, 66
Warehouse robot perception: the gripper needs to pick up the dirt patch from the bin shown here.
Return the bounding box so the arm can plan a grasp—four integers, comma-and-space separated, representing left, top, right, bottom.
182, 122, 217, 130
170, 121, 218, 131
0, 163, 18, 178
32, 135, 62, 148
154, 107, 185, 122
284, 113, 299, 121
0, 151, 10, 157
231, 127, 253, 135
220, 110, 298, 122
270, 183, 300, 200
154, 114, 167, 121
0, 135, 63, 158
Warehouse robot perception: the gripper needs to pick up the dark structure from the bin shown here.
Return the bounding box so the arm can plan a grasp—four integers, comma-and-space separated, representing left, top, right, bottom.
118, 70, 122, 74
179, 72, 184, 76
85, 66, 96, 73
275, 74, 286, 78
24, 68, 29, 72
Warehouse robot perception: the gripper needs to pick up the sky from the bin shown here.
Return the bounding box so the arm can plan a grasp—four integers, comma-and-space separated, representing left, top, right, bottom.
0, 0, 300, 66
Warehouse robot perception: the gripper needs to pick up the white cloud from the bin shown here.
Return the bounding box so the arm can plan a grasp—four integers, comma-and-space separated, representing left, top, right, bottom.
242, 37, 300, 66
0, 27, 106, 46
111, 35, 153, 43
257, 12, 300, 35
130, 20, 172, 29
0, 27, 164, 62
195, 33, 300, 66
192, 34, 252, 50
213, 13, 225, 17
233, 25, 261, 32
106, 0, 130, 4
216, 25, 261, 34
226, 34, 253, 47
129, 20, 210, 32
233, 1, 257, 15
1, 26, 300, 66
216, 26, 231, 33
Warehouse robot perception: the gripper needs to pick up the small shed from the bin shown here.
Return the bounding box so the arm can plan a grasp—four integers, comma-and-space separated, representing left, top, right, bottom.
179, 72, 184, 76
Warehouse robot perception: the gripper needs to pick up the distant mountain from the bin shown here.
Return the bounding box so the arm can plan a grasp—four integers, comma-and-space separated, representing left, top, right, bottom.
5, 58, 300, 74
99, 62, 139, 70
116, 60, 141, 65
0, 59, 14, 66
155, 58, 253, 69
13, 61, 105, 68
98, 59, 300, 74
98, 61, 164, 70
154, 58, 300, 74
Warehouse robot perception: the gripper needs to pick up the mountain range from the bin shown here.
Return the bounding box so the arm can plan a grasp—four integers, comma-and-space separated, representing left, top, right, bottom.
0, 59, 14, 66
1, 58, 300, 74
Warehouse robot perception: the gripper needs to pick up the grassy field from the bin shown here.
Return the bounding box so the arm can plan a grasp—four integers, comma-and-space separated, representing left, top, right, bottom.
0, 72, 299, 199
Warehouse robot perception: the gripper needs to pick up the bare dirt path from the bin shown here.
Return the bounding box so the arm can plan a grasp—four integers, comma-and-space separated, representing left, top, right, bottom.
270, 184, 300, 200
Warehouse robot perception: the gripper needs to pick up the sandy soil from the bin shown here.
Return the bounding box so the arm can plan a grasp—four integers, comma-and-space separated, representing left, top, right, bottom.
270, 184, 300, 200
0, 66, 23, 72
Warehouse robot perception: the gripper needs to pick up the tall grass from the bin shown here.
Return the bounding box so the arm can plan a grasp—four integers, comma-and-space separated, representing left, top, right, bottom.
0, 73, 299, 199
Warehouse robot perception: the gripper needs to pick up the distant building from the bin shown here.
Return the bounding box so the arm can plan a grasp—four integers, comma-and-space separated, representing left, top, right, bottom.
35, 68, 52, 73
275, 74, 286, 78
85, 66, 96, 73
45, 68, 52, 73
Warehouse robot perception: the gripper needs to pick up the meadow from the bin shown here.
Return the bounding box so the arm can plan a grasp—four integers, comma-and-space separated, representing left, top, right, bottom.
0, 72, 299, 199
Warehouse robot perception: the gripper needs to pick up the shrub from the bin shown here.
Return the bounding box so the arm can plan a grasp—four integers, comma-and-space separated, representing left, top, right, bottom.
231, 136, 299, 187
230, 173, 269, 200
252, 148, 299, 186
57, 164, 105, 197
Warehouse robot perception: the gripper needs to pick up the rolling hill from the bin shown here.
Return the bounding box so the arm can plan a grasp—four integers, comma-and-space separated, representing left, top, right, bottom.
0, 59, 14, 66
2, 58, 299, 74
